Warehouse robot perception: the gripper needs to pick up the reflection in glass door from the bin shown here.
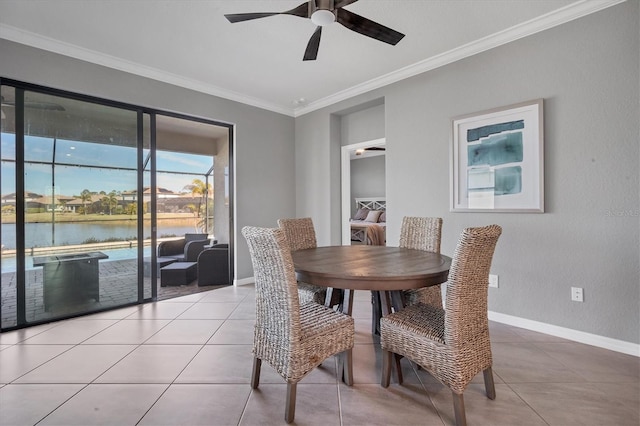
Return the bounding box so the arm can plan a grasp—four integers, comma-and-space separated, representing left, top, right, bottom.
18, 89, 140, 323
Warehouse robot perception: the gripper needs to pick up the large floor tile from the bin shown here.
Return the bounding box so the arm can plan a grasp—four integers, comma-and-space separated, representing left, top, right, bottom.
427, 383, 548, 426
198, 286, 253, 303
240, 383, 340, 426
535, 341, 640, 383
227, 301, 256, 319
339, 383, 442, 425
177, 301, 238, 319
18, 319, 119, 345
14, 344, 136, 383
95, 344, 202, 383
176, 344, 255, 384
0, 384, 84, 425
126, 301, 193, 320
491, 342, 586, 383
139, 384, 250, 425
0, 344, 72, 384
143, 319, 223, 344
511, 382, 640, 425
0, 322, 60, 345
38, 384, 167, 425
82, 319, 170, 344
207, 319, 255, 344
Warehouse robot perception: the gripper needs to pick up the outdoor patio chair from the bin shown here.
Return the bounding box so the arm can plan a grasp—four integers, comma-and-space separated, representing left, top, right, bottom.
197, 243, 230, 286
157, 233, 209, 262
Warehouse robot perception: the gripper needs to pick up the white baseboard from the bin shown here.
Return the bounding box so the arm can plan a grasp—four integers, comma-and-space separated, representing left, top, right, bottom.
489, 311, 640, 357
225, 282, 638, 357
234, 277, 255, 286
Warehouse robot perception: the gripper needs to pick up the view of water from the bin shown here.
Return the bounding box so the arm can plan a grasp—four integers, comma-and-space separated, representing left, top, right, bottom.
1, 219, 198, 250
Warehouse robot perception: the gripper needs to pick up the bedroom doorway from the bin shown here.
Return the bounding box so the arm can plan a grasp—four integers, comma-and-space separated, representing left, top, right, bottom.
340, 138, 386, 245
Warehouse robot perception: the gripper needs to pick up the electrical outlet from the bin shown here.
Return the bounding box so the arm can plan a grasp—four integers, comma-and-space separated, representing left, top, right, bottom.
488, 274, 499, 288
571, 287, 584, 302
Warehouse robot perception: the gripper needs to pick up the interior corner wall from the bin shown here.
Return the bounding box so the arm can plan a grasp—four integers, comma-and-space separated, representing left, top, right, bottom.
294, 1, 639, 344
0, 39, 296, 281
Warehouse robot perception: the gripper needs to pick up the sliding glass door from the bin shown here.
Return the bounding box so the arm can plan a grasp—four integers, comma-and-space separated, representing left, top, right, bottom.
1, 80, 233, 330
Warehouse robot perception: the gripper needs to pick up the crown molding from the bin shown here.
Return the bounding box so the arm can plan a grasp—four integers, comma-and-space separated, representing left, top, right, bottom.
1, 0, 625, 119
293, 0, 626, 117
0, 23, 296, 117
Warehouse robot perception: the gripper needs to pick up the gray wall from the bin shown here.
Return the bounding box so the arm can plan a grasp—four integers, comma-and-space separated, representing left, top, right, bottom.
295, 2, 640, 344
0, 39, 296, 280
350, 156, 386, 217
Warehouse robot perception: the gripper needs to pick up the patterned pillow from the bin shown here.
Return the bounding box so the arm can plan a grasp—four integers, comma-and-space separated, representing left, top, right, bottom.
378, 211, 386, 223
354, 208, 370, 220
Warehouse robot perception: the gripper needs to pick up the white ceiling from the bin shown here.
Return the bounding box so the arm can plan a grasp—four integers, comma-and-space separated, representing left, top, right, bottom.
0, 0, 623, 117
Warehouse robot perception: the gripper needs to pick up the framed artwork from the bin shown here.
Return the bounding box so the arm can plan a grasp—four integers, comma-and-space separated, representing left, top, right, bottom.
451, 99, 544, 212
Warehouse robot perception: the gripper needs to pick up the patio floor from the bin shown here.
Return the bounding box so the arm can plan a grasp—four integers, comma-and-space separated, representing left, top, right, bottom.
1, 258, 226, 329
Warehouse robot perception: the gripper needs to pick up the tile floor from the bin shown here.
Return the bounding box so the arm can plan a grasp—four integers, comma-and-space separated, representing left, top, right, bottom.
0, 285, 638, 425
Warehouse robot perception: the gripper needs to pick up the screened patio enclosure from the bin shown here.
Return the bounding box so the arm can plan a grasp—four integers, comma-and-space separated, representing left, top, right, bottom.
0, 80, 233, 331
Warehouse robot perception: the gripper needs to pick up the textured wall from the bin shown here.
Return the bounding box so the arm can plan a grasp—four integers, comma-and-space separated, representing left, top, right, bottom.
295, 1, 639, 343
0, 39, 296, 280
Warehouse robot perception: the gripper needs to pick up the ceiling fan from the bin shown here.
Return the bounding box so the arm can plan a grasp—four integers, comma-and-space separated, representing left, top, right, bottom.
224, 0, 405, 61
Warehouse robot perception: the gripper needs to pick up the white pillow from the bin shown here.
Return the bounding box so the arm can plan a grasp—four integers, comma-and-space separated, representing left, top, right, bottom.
364, 210, 383, 223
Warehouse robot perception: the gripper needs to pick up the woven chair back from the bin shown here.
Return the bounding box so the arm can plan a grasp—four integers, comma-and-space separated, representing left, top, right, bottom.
242, 226, 302, 352
399, 217, 443, 253
444, 225, 502, 347
277, 218, 317, 251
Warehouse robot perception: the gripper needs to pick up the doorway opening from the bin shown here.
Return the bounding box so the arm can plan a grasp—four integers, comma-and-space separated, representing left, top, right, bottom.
340, 138, 386, 245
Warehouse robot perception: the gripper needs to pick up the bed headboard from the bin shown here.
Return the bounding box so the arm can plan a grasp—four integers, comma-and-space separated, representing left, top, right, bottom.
355, 197, 386, 211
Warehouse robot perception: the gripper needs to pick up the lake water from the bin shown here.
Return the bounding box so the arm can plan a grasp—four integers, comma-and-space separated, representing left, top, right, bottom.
1, 219, 197, 250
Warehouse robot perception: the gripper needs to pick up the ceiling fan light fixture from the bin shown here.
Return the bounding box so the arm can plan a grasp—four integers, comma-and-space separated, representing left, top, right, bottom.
311, 9, 335, 26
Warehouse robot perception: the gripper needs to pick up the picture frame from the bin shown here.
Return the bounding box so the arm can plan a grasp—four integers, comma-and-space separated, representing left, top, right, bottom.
451, 99, 544, 212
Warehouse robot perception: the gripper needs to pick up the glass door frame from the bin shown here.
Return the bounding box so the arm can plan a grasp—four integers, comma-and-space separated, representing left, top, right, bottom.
0, 78, 234, 331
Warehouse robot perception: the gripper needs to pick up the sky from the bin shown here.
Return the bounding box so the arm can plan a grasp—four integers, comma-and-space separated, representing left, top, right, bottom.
1, 133, 214, 197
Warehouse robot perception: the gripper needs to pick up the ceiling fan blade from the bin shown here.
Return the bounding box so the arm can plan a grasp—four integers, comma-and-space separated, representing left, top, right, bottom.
336, 8, 405, 45
225, 2, 309, 23
282, 2, 311, 18
303, 26, 322, 61
334, 0, 359, 9
224, 12, 280, 23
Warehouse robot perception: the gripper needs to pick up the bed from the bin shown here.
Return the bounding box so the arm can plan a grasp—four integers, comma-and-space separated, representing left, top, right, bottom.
350, 197, 386, 243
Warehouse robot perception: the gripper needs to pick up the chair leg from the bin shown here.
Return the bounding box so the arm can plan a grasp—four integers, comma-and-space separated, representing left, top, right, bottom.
393, 353, 403, 385
371, 291, 382, 335
343, 349, 354, 386
381, 350, 392, 387
483, 367, 496, 400
452, 392, 467, 426
251, 357, 261, 389
285, 382, 297, 424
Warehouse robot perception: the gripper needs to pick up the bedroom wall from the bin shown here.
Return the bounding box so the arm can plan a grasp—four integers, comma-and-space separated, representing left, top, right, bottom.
350, 156, 386, 218
0, 39, 297, 281
294, 1, 639, 345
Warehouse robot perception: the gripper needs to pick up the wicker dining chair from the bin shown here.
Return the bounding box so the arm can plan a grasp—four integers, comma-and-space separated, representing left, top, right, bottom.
380, 225, 502, 426
242, 226, 355, 424
277, 217, 341, 307
400, 216, 443, 308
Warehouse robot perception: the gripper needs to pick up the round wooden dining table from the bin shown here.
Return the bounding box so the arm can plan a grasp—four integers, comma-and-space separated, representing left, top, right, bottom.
292, 245, 451, 384
292, 245, 452, 315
